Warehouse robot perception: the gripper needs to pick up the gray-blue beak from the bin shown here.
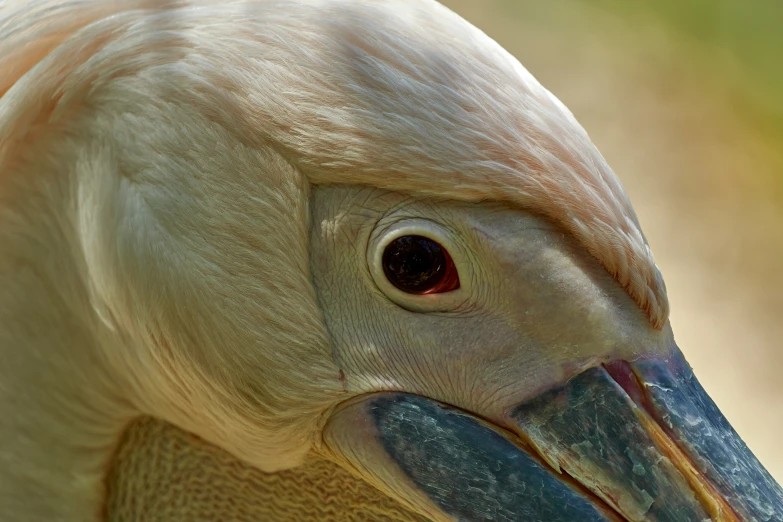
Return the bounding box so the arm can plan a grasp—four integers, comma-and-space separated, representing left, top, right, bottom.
325, 345, 783, 521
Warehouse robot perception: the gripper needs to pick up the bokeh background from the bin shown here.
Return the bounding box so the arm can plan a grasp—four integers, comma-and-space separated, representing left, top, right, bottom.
440, 0, 783, 483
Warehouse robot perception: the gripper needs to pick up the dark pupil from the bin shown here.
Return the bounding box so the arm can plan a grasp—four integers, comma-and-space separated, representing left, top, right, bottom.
382, 235, 446, 294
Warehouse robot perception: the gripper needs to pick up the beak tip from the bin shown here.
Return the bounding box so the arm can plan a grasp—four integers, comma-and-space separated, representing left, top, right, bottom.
633, 347, 783, 521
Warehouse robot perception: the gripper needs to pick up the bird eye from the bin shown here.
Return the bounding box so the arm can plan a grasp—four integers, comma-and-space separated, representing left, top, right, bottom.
382, 235, 460, 294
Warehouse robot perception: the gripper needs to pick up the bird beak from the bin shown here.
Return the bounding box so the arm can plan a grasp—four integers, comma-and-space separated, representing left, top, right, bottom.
323, 345, 783, 521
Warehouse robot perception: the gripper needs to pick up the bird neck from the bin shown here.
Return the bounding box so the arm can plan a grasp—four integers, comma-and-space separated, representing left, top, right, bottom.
0, 161, 134, 521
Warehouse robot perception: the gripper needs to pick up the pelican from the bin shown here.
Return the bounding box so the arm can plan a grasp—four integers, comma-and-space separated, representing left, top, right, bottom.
1, 0, 781, 520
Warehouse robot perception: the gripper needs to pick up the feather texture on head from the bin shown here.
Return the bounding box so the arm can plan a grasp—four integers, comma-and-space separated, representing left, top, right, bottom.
0, 0, 668, 329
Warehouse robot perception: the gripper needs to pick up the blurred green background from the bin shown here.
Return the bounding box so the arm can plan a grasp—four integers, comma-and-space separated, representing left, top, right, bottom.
441, 0, 783, 483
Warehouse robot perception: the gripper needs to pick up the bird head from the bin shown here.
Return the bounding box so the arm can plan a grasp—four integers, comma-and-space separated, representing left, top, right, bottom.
1, 0, 781, 520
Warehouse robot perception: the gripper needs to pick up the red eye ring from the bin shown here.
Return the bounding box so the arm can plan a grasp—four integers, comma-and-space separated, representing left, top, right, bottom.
381, 235, 460, 295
